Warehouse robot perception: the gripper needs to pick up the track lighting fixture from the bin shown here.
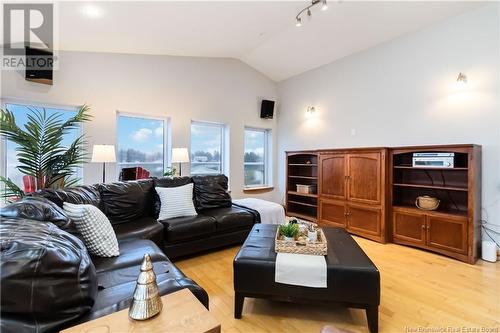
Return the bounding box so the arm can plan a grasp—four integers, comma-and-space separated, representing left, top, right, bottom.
295, 0, 328, 27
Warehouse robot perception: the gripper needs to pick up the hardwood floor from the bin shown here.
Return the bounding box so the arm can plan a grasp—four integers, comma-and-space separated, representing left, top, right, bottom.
175, 236, 500, 333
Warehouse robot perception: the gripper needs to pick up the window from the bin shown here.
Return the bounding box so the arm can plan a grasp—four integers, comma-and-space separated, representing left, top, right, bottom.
244, 128, 270, 187
2, 102, 80, 189
117, 113, 168, 178
190, 121, 226, 175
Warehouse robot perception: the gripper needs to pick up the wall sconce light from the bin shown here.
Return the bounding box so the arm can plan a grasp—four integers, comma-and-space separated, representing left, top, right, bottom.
457, 72, 467, 85
306, 106, 316, 114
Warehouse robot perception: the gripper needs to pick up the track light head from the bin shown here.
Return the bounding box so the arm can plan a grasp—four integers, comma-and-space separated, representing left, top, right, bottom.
321, 0, 328, 11
296, 17, 302, 27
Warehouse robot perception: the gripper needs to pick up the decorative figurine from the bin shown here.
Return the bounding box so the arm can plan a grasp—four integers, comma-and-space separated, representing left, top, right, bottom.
129, 254, 163, 320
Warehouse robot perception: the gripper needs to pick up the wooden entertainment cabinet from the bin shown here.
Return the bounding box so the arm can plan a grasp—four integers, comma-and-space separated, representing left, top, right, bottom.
285, 144, 481, 264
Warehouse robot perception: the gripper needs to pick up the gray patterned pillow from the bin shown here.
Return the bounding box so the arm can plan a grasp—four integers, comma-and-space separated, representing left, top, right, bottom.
63, 202, 119, 257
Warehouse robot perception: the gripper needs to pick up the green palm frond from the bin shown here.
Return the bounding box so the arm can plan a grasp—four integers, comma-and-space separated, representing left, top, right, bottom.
0, 176, 25, 201
0, 104, 92, 197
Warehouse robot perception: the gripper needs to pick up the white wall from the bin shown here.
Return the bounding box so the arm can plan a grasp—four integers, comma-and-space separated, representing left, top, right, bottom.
277, 5, 500, 240
1, 51, 279, 201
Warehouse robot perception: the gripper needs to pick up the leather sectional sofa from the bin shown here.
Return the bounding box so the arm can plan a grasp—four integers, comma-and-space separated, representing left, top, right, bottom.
0, 175, 260, 333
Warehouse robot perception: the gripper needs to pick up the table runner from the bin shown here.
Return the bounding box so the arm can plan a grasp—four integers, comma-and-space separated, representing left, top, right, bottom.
275, 252, 327, 288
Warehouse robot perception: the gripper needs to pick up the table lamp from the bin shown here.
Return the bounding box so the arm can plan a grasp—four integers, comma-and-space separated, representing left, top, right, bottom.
91, 144, 116, 183
172, 148, 190, 176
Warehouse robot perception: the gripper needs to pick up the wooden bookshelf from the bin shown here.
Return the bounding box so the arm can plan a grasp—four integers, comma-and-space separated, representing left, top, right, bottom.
389, 144, 481, 264
285, 151, 319, 222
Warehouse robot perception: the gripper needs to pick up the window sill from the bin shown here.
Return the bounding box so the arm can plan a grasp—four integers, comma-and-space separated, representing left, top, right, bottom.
243, 186, 274, 193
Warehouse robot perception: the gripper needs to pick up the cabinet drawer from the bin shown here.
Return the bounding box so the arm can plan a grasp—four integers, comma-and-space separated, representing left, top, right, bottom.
393, 210, 426, 245
427, 215, 468, 254
319, 199, 346, 228
347, 204, 381, 236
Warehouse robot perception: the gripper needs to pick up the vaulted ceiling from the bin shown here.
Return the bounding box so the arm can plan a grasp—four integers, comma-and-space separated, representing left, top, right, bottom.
56, 1, 485, 81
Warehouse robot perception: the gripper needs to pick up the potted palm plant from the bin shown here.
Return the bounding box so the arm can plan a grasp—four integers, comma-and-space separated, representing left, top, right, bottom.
0, 105, 92, 200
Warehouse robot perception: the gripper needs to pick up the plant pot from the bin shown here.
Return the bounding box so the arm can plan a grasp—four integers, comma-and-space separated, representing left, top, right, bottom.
307, 230, 318, 242
283, 236, 295, 242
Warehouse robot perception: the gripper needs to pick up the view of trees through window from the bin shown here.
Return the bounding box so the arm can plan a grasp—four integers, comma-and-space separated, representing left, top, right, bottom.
190, 122, 224, 175
117, 114, 165, 177
244, 128, 267, 186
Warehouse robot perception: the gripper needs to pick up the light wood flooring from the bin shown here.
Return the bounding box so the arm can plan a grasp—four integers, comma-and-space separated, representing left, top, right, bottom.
176, 236, 500, 333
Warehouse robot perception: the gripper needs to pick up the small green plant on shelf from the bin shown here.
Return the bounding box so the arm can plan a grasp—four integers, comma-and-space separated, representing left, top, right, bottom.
279, 222, 299, 240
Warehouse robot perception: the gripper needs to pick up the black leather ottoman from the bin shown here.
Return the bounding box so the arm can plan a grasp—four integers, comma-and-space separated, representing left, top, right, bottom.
233, 224, 380, 333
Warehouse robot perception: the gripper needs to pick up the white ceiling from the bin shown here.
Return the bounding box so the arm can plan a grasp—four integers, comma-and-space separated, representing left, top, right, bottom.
56, 1, 485, 81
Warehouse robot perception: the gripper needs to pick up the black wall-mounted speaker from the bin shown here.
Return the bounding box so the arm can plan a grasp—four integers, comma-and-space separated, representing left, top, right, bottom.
25, 46, 53, 85
260, 100, 275, 119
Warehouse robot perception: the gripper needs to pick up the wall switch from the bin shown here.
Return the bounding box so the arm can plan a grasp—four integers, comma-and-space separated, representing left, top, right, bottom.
350, 128, 357, 136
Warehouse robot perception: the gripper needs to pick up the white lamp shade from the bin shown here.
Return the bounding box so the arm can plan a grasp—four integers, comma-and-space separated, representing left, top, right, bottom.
172, 148, 190, 163
91, 144, 116, 163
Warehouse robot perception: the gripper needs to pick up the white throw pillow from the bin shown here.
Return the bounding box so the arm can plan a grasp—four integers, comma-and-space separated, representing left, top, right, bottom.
156, 183, 198, 220
63, 202, 119, 257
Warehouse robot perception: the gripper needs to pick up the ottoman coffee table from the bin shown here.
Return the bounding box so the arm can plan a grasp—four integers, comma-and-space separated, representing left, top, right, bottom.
233, 224, 380, 333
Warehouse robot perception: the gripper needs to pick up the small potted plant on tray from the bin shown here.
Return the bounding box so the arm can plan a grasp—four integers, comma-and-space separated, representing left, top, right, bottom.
279, 222, 299, 242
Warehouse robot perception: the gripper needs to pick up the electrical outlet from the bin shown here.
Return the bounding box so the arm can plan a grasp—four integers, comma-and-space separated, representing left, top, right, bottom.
350, 128, 357, 136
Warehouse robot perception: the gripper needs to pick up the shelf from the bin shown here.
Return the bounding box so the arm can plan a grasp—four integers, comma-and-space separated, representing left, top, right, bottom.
392, 205, 468, 218
286, 211, 317, 222
393, 183, 468, 192
287, 200, 317, 208
288, 175, 317, 180
289, 163, 318, 167
394, 165, 468, 171
287, 191, 318, 198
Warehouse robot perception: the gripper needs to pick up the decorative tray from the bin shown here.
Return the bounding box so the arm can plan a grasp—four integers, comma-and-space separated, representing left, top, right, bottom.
275, 219, 327, 256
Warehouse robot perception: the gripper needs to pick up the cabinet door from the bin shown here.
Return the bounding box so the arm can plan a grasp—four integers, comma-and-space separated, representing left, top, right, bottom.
347, 152, 381, 205
346, 203, 381, 237
393, 210, 426, 245
319, 199, 346, 228
319, 154, 346, 200
426, 215, 468, 254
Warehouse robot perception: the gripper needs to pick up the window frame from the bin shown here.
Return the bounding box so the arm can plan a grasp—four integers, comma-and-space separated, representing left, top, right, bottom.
0, 98, 84, 187
115, 111, 171, 178
190, 120, 227, 176
243, 126, 271, 188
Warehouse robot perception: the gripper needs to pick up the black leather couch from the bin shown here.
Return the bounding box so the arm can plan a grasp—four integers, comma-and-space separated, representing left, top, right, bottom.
0, 175, 260, 333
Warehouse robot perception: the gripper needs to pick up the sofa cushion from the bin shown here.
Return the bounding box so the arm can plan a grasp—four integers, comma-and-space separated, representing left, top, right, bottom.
112, 217, 163, 247
91, 239, 168, 275
75, 269, 209, 324
152, 176, 193, 217
0, 218, 97, 333
32, 184, 101, 208
160, 215, 217, 243
0, 196, 73, 231
192, 175, 232, 211
99, 180, 154, 224
202, 206, 255, 232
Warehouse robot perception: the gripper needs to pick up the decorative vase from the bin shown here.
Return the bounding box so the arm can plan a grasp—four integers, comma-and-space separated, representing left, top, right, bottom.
308, 230, 318, 242
283, 236, 295, 242
129, 254, 163, 320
